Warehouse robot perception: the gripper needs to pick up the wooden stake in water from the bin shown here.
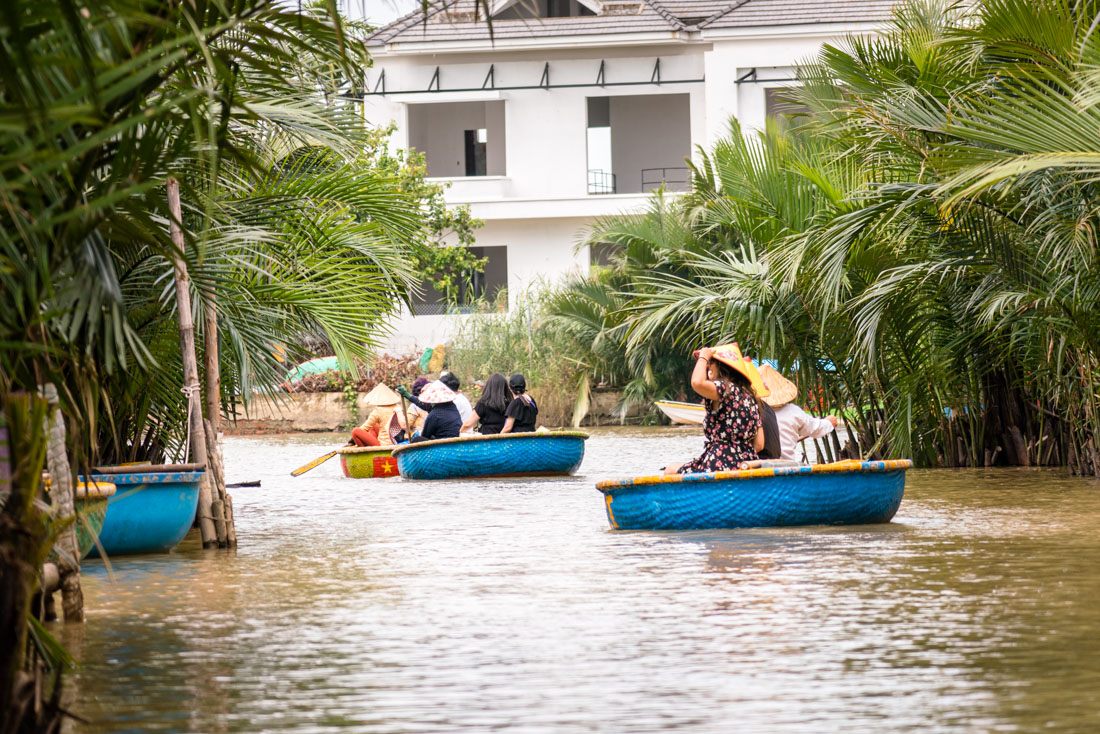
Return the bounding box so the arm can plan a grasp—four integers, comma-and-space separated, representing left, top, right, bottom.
167, 178, 218, 549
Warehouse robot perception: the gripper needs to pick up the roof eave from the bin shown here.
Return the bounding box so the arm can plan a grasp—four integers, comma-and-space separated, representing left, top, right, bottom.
368, 29, 698, 56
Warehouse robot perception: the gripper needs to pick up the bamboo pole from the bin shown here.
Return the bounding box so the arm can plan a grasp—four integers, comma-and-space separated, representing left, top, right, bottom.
203, 289, 234, 546
41, 384, 83, 622
167, 178, 218, 549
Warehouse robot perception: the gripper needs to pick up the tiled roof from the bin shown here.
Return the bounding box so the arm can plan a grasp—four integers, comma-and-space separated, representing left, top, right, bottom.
701, 0, 896, 28
367, 1, 895, 45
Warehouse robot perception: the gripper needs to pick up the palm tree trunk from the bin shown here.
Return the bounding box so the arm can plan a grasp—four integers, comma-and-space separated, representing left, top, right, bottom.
41, 384, 82, 621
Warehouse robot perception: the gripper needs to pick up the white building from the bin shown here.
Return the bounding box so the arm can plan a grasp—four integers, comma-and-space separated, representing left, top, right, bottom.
364, 0, 893, 352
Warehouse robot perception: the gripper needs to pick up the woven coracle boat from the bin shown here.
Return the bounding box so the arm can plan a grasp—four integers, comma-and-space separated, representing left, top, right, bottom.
391, 431, 589, 480
338, 445, 399, 478
86, 469, 203, 556
46, 479, 117, 560
596, 459, 911, 530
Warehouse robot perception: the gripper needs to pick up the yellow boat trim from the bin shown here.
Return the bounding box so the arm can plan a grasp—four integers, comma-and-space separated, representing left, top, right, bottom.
595, 459, 913, 491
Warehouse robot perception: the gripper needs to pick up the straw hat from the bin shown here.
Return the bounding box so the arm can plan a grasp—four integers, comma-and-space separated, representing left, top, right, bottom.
362, 383, 401, 407
418, 380, 457, 404
705, 343, 771, 398
759, 364, 798, 408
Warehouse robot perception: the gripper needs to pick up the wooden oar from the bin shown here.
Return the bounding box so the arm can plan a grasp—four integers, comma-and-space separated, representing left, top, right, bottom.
290, 449, 339, 477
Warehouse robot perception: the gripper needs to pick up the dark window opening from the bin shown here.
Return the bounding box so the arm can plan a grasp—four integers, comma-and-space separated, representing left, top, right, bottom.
765, 88, 811, 127
411, 246, 509, 315
494, 0, 595, 20
464, 128, 487, 176
590, 242, 621, 268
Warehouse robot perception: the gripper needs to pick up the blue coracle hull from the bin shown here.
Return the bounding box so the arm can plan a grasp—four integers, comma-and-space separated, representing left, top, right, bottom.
598, 461, 908, 530
86, 471, 203, 556
393, 432, 587, 480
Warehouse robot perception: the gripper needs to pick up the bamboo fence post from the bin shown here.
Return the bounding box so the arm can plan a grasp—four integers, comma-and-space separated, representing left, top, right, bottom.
40, 384, 82, 621
167, 177, 218, 549
203, 289, 234, 546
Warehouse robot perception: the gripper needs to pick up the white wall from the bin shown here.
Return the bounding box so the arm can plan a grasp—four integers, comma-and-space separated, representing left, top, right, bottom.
608, 93, 692, 194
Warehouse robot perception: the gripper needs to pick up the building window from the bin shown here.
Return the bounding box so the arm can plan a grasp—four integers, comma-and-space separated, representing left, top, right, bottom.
410, 246, 509, 315
408, 101, 506, 178
765, 88, 811, 127
586, 94, 691, 195
493, 0, 596, 20
464, 128, 487, 176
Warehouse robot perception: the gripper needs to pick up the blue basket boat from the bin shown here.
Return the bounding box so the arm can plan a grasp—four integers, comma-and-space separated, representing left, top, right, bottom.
391, 431, 589, 480
596, 459, 911, 530
85, 470, 203, 556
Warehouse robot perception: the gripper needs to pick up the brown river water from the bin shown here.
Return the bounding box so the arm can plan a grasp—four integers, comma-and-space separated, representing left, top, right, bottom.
59, 427, 1100, 733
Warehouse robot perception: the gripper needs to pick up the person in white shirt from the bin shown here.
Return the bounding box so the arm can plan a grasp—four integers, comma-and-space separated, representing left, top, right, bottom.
439, 372, 472, 424
759, 365, 839, 463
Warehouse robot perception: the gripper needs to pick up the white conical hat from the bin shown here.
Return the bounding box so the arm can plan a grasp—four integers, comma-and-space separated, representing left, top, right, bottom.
363, 383, 401, 406
418, 380, 457, 404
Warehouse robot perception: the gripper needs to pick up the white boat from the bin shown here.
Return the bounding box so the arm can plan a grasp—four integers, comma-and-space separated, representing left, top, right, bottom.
654, 400, 704, 425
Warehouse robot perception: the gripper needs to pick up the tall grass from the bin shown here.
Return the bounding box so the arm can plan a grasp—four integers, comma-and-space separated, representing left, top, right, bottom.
446, 288, 589, 427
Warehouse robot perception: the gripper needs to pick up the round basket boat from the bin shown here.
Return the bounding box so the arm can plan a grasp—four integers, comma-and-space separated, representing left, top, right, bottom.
391, 431, 589, 480
46, 479, 117, 560
596, 459, 912, 530
338, 445, 399, 478
86, 470, 204, 556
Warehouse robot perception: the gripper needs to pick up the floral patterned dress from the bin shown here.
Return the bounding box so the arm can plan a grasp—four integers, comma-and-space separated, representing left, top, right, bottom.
677, 380, 761, 474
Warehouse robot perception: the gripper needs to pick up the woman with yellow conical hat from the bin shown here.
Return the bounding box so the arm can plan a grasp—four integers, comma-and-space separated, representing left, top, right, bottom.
348, 383, 403, 447
663, 343, 766, 475
758, 364, 839, 462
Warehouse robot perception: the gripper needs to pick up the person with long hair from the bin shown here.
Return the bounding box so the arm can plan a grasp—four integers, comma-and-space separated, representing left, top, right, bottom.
461, 372, 510, 434
664, 343, 766, 475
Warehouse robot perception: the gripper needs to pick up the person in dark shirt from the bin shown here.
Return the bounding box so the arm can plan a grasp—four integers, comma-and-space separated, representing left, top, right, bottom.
501, 373, 538, 433
461, 372, 509, 434
398, 380, 462, 442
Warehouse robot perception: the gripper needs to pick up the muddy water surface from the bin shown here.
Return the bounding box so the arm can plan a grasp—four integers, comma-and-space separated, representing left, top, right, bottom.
62, 428, 1100, 733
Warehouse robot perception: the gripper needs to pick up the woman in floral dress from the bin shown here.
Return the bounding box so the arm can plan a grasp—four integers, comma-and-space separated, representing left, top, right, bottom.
664, 344, 765, 475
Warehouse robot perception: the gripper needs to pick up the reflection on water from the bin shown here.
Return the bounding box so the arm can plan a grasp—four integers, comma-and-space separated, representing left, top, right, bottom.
62, 428, 1100, 733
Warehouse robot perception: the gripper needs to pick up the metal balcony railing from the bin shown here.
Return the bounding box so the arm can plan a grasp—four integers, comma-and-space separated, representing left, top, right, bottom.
641, 167, 691, 192
588, 169, 617, 195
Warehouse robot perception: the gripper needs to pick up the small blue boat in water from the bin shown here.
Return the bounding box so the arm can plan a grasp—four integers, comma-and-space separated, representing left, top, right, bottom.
596, 459, 911, 530
392, 431, 588, 480
86, 470, 203, 556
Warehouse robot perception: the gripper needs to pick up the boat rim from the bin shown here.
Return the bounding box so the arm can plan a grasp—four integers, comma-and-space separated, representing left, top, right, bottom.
337, 445, 396, 455
596, 459, 913, 492
87, 471, 205, 484
391, 430, 590, 457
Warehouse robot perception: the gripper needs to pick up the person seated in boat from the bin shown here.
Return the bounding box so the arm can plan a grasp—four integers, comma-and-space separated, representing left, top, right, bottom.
663, 344, 765, 475
759, 365, 838, 462
741, 356, 781, 460
398, 380, 462, 443
348, 384, 403, 447
400, 377, 430, 439
439, 371, 473, 424
500, 373, 538, 434
461, 372, 510, 435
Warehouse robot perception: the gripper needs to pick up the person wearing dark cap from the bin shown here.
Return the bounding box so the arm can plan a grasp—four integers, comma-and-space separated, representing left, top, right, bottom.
439, 371, 472, 424
501, 373, 538, 434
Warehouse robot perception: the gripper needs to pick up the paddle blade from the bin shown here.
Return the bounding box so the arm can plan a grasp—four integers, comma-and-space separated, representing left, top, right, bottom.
290, 451, 337, 477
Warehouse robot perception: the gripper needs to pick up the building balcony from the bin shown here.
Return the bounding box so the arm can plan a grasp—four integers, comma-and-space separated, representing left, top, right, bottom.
427, 175, 511, 201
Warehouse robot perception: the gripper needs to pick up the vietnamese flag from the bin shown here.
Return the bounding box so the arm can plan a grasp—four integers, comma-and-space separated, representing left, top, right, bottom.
373, 456, 398, 477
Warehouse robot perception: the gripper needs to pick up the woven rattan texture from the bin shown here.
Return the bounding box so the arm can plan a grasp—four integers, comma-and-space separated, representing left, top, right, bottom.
600, 463, 908, 530
394, 433, 587, 480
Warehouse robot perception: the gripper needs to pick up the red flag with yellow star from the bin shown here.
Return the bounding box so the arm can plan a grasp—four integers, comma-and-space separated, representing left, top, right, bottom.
373, 456, 398, 477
